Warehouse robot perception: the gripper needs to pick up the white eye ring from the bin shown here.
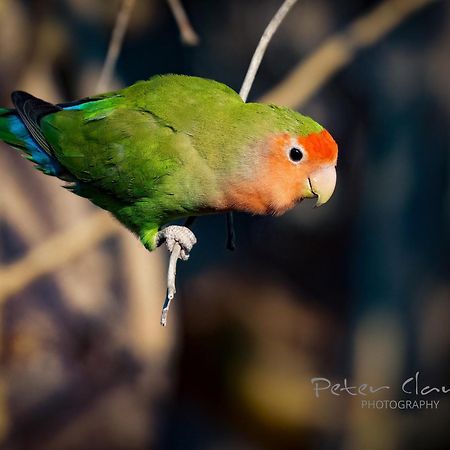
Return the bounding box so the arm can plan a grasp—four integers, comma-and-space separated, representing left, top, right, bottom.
286, 139, 305, 164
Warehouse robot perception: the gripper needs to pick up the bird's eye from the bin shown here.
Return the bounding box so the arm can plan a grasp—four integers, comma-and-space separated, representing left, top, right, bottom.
289, 147, 303, 163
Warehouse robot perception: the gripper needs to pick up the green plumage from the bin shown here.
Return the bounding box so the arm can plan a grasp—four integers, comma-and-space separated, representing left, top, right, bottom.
1, 74, 323, 250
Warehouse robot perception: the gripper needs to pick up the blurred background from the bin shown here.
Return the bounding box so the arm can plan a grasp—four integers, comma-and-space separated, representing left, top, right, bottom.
0, 0, 449, 449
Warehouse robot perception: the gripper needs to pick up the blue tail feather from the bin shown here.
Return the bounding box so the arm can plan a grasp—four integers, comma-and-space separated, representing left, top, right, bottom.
0, 109, 64, 177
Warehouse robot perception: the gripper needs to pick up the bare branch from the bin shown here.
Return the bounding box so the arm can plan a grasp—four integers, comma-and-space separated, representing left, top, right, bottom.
239, 0, 299, 102
96, 0, 136, 93
167, 0, 200, 46
261, 0, 435, 108
160, 244, 181, 326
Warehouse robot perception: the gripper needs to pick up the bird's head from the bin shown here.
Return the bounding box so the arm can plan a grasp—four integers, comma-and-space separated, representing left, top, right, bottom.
223, 106, 338, 216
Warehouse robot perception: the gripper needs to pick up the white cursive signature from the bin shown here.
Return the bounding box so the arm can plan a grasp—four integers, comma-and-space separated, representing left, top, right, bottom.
311, 372, 450, 398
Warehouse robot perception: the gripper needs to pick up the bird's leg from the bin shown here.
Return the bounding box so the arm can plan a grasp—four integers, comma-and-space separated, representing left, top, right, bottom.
156, 224, 197, 326
186, 214, 235, 250
226, 212, 236, 251
184, 215, 196, 228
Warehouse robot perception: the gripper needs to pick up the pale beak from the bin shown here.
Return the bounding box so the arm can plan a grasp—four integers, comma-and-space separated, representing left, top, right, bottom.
308, 166, 337, 207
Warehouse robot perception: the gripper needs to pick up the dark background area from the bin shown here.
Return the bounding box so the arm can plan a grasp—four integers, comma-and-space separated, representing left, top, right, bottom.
0, 0, 448, 449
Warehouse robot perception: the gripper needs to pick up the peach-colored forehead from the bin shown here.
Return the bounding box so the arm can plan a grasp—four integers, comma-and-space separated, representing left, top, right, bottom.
271, 129, 338, 164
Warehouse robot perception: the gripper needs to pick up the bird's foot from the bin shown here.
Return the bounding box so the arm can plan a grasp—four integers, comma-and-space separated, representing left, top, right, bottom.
156, 225, 197, 261
156, 225, 197, 326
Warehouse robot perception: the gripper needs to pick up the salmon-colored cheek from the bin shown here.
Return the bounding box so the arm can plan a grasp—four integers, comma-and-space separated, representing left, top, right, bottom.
265, 133, 308, 202
298, 129, 338, 164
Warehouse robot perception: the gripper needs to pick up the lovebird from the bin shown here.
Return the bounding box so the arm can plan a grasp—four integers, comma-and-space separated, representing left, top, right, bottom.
0, 74, 338, 263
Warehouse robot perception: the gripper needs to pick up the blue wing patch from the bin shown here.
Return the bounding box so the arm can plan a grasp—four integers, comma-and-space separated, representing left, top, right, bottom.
7, 114, 65, 177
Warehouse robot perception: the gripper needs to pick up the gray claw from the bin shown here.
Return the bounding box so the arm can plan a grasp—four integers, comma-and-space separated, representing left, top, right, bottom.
156, 225, 197, 260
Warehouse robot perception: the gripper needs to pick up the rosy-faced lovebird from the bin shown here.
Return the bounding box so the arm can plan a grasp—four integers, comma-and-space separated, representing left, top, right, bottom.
0, 74, 337, 273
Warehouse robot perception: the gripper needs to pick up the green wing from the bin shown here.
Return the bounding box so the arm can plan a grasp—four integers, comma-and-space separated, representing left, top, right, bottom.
40, 75, 238, 241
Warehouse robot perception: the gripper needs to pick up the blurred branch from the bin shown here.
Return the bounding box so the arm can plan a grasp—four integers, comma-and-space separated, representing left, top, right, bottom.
166, 0, 199, 46
0, 212, 121, 303
0, 0, 435, 301
239, 0, 298, 102
96, 0, 136, 93
261, 0, 436, 107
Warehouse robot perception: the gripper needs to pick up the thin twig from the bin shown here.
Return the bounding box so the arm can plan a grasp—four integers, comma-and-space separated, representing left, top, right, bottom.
167, 0, 200, 46
261, 0, 435, 108
0, 0, 434, 304
96, 0, 136, 93
161, 244, 181, 326
239, 0, 299, 102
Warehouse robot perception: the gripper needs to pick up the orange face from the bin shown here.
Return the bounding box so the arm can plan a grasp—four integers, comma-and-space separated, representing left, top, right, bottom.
223, 129, 338, 215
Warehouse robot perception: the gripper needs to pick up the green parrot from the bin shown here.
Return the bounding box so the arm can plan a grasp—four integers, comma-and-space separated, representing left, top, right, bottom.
0, 74, 337, 317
